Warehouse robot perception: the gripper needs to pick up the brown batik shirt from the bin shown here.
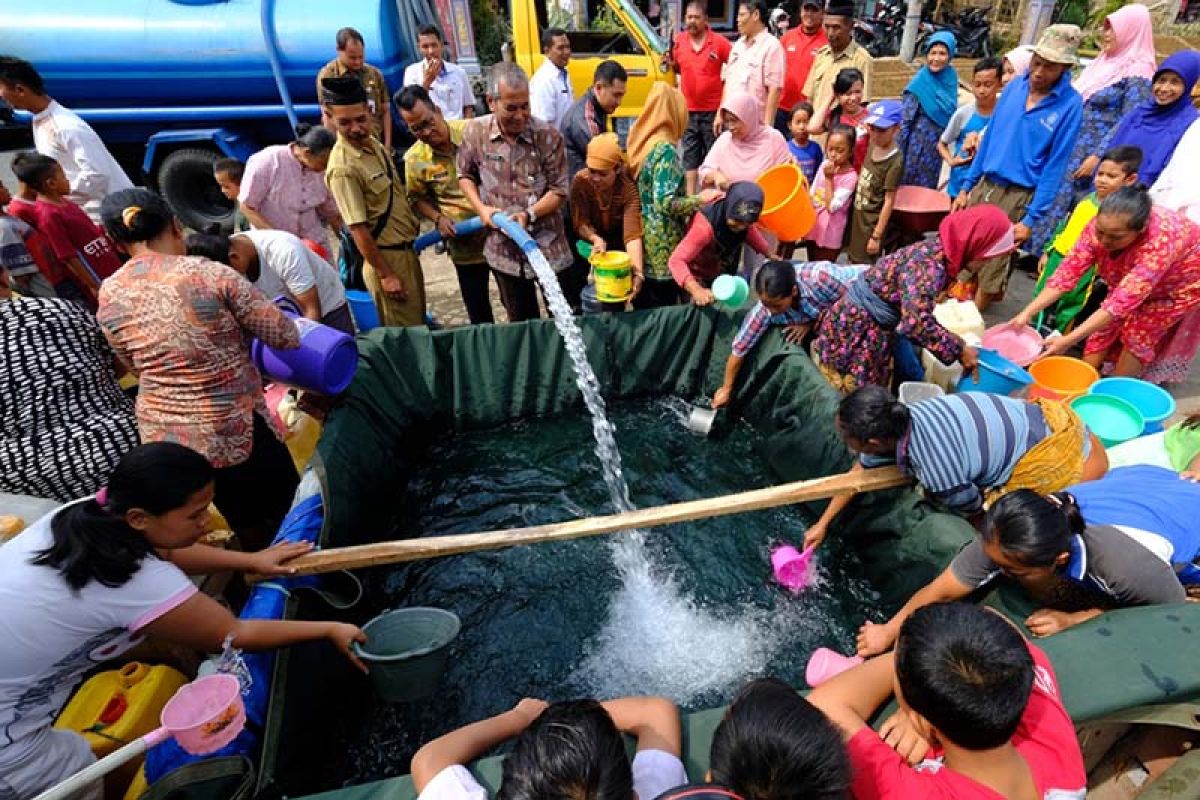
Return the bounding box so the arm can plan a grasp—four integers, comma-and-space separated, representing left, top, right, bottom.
456, 114, 572, 277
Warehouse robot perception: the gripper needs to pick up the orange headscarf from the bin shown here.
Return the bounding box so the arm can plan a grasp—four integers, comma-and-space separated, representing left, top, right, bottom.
586, 133, 624, 171
625, 82, 688, 177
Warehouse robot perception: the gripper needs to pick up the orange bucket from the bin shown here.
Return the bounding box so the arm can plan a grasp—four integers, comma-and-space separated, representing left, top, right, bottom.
755, 164, 815, 242
1028, 356, 1099, 402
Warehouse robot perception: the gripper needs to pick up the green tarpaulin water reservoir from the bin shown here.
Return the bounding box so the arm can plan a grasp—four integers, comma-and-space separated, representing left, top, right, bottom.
247, 305, 1200, 800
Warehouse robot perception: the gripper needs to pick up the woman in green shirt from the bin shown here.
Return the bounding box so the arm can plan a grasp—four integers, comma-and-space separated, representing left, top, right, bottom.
626, 83, 721, 309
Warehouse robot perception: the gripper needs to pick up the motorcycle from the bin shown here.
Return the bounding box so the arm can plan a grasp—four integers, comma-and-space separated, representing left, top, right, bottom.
853, 0, 906, 57
917, 4, 993, 57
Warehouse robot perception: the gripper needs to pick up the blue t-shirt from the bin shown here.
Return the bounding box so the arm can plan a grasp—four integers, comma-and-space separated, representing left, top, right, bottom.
1069, 465, 1200, 563
941, 105, 991, 199
788, 139, 823, 185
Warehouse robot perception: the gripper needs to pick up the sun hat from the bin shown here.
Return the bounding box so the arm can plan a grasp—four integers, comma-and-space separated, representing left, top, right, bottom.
1033, 24, 1082, 66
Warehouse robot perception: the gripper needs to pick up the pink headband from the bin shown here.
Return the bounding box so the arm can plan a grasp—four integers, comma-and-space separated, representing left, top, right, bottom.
96, 486, 109, 507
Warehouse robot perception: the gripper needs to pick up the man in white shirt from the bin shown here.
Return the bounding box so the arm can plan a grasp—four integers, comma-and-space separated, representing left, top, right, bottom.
225, 229, 354, 335
0, 57, 133, 224
529, 28, 574, 127
402, 25, 477, 121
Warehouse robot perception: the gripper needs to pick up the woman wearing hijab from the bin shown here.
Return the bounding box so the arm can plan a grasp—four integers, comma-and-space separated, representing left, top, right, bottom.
1002, 46, 1035, 86
570, 134, 645, 311
896, 31, 959, 188
811, 205, 1015, 392
1031, 4, 1155, 253
700, 92, 794, 278
627, 84, 721, 308
1106, 50, 1200, 188
1014, 185, 1200, 385
668, 182, 773, 305
698, 92, 794, 190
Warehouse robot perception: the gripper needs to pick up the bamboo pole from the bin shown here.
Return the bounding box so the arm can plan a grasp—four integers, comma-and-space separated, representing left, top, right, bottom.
272, 466, 911, 578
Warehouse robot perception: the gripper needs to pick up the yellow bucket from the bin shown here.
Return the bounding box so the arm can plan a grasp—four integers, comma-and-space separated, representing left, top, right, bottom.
589, 251, 633, 303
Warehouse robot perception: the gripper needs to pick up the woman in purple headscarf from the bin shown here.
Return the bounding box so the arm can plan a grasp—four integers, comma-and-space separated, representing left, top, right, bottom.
1106, 50, 1200, 188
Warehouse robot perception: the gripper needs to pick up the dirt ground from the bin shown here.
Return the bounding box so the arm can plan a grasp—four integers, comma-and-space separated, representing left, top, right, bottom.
419, 243, 510, 327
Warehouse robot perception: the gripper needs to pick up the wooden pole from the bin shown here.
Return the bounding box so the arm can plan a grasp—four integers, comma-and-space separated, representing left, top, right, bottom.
273, 466, 911, 578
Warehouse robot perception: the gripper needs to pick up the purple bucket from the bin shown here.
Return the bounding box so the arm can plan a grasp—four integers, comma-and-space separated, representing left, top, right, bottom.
251, 314, 358, 395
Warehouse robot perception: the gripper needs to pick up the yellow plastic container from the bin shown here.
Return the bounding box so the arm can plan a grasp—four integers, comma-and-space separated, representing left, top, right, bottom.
55, 662, 188, 756
589, 251, 632, 303
124, 766, 150, 800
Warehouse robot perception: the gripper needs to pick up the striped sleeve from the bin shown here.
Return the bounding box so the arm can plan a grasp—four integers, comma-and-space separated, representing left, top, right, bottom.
908, 399, 983, 514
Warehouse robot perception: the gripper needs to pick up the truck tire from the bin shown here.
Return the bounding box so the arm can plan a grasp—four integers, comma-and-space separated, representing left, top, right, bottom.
157, 148, 234, 233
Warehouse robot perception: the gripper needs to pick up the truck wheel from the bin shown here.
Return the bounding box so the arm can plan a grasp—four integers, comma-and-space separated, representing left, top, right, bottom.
157, 148, 234, 233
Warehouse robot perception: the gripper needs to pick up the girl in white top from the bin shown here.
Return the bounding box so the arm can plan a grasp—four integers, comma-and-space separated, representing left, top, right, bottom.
0, 442, 365, 799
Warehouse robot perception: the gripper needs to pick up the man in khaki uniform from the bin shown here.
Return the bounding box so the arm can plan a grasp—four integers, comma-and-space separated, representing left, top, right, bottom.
317, 27, 393, 150
803, 0, 873, 126
322, 76, 424, 327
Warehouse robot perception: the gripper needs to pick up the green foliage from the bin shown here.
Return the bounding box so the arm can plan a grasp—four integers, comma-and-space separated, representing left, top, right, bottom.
592, 4, 625, 32
470, 0, 510, 66
1053, 0, 1090, 27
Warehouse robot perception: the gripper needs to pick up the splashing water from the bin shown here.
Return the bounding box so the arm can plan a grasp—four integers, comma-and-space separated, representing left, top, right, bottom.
522, 249, 809, 704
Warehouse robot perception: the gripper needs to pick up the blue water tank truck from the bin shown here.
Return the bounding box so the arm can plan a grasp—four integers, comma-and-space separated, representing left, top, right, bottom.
0, 0, 449, 230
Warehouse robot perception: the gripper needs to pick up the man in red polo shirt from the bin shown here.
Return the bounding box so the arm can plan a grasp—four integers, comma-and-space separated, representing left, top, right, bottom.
671, 0, 731, 193
777, 0, 828, 133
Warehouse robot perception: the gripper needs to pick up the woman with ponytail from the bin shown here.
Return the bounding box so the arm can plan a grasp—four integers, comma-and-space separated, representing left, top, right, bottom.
0, 442, 365, 799
95, 188, 301, 550
853, 465, 1200, 658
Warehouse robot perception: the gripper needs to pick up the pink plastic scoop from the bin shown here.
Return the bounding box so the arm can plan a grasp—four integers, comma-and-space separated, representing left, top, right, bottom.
35, 674, 245, 800
771, 544, 817, 592
805, 648, 865, 687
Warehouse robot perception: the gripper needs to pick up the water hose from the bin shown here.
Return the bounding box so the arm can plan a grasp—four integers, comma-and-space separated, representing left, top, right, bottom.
413, 217, 486, 253
260, 0, 300, 131
492, 212, 540, 254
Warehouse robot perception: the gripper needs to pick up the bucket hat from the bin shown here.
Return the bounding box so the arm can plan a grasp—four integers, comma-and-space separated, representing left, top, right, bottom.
1032, 24, 1081, 66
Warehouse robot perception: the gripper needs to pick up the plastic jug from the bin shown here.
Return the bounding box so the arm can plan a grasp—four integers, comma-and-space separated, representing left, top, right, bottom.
54, 662, 188, 791
933, 300, 985, 341
250, 307, 358, 395
55, 663, 189, 757
922, 300, 983, 390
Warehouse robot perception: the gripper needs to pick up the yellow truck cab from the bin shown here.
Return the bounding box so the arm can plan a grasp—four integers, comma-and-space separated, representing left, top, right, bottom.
509, 0, 674, 118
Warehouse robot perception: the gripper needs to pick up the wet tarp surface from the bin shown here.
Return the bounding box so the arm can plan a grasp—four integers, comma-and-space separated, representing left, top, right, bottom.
270, 305, 1200, 800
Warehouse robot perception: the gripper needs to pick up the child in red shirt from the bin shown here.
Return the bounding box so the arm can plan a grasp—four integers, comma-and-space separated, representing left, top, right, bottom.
12, 152, 123, 305
810, 603, 1086, 800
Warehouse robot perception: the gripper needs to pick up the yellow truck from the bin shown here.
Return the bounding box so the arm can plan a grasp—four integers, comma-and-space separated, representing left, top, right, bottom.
509, 0, 675, 117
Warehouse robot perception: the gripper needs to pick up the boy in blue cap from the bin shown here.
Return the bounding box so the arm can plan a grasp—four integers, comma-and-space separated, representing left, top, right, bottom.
848, 99, 903, 263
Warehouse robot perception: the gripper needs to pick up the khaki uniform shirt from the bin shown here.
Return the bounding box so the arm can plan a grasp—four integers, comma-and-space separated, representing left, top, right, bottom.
325, 135, 419, 247
316, 59, 390, 136
404, 120, 485, 263
456, 115, 572, 277
802, 41, 874, 121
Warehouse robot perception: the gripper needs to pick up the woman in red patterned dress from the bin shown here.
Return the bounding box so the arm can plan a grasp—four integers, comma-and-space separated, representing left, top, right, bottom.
1014, 185, 1200, 383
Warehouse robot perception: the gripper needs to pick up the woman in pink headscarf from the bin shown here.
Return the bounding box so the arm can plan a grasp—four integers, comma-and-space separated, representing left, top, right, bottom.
698, 92, 794, 190
1002, 46, 1034, 86
1030, 3, 1156, 254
